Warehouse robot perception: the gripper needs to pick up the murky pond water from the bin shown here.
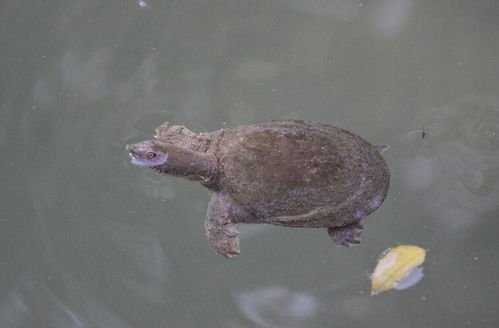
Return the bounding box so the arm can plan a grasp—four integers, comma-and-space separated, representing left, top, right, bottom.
1, 1, 498, 327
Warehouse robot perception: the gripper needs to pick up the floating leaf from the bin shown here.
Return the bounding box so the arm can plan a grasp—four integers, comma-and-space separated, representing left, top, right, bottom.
371, 245, 426, 296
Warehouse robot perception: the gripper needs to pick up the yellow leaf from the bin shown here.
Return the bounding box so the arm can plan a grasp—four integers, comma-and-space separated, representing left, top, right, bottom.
371, 245, 426, 296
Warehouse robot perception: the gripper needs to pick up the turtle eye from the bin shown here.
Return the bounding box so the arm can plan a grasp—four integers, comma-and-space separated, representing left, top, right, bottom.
147, 152, 157, 159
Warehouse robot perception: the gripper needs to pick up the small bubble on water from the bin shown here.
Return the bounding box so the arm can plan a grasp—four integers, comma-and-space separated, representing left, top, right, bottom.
138, 0, 149, 8
484, 130, 496, 137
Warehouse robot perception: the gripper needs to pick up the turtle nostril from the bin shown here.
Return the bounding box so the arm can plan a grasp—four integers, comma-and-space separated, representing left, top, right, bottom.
126, 144, 138, 157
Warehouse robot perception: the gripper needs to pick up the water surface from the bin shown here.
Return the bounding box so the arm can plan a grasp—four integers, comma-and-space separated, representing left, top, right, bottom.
1, 0, 498, 327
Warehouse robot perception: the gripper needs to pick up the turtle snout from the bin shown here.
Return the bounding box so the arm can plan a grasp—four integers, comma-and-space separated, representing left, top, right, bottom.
126, 143, 142, 158
126, 144, 135, 155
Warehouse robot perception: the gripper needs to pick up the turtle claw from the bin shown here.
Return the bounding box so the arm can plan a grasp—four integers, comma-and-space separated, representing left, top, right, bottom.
327, 223, 364, 247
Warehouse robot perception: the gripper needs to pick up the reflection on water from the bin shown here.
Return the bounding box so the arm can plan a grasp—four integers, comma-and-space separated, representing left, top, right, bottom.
285, 0, 412, 38
0, 278, 133, 328
393, 266, 424, 291
137, 0, 150, 9
61, 48, 112, 102
401, 96, 499, 228
134, 174, 176, 201
284, 0, 359, 19
367, 0, 412, 38
106, 221, 170, 304
2, 0, 499, 326
0, 290, 27, 327
235, 287, 319, 328
235, 61, 279, 85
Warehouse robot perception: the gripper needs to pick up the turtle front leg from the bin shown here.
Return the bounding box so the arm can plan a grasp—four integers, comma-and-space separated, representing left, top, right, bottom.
205, 192, 246, 258
327, 222, 365, 247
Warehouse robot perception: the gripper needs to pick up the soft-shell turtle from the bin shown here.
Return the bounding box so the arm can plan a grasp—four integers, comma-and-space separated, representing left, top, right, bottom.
126, 120, 390, 258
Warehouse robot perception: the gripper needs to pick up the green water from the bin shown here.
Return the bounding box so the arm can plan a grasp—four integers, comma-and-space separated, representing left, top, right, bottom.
1, 0, 498, 327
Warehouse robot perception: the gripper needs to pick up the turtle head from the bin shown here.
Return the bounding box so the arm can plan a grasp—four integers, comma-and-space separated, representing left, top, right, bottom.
126, 139, 217, 187
126, 140, 169, 168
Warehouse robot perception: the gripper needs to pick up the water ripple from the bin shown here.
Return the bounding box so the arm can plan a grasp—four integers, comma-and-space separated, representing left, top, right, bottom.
235, 287, 319, 328
401, 96, 499, 228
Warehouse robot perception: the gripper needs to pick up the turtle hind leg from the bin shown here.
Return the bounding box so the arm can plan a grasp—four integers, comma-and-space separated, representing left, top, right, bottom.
327, 222, 365, 247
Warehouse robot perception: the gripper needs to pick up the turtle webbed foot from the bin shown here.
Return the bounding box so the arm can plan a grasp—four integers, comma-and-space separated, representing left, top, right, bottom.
206, 192, 241, 258
205, 220, 240, 258
327, 222, 364, 247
